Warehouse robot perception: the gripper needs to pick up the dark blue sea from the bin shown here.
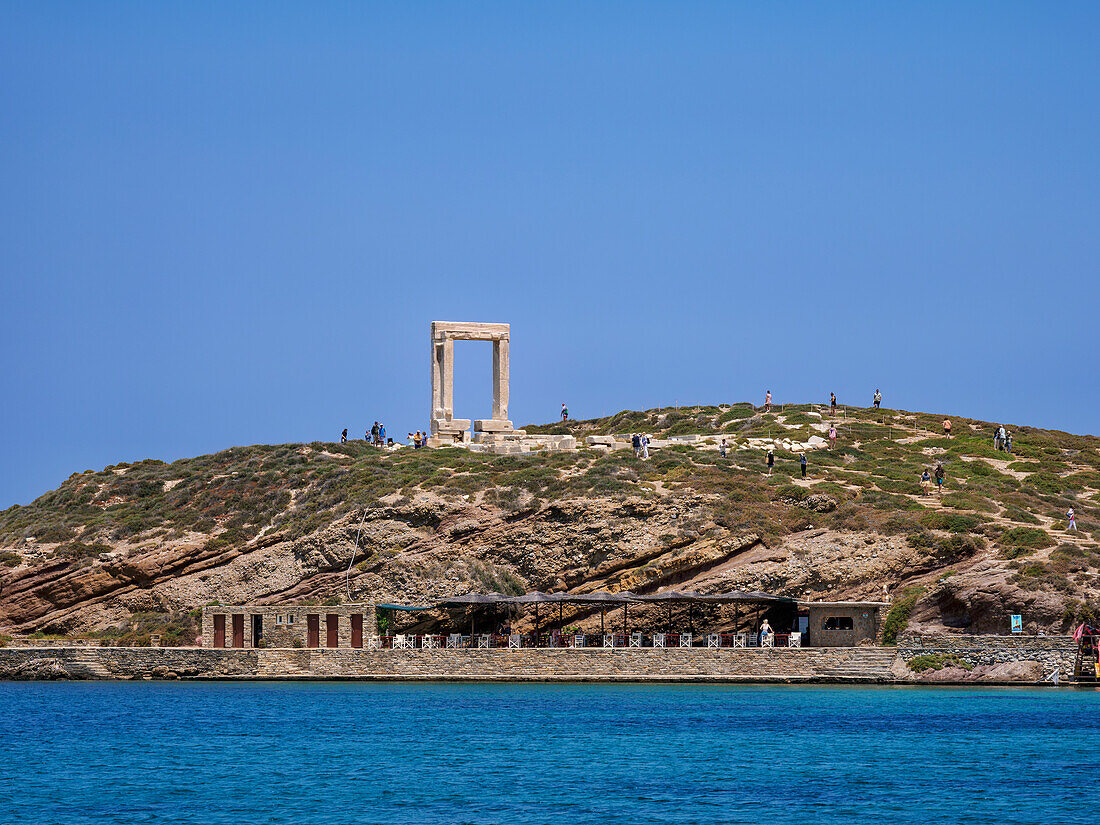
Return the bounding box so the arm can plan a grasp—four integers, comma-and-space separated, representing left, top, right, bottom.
1, 682, 1097, 824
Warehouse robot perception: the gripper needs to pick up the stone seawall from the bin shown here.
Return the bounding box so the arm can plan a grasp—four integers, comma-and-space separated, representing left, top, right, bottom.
0, 646, 898, 682
898, 633, 1077, 679
0, 637, 1080, 683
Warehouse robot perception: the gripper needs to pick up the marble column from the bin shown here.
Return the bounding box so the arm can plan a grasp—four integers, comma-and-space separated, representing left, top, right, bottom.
493, 339, 509, 421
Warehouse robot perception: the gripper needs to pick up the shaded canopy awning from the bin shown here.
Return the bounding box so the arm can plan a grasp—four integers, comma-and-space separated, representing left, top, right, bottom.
437, 592, 511, 606
427, 589, 794, 609
633, 590, 703, 602
567, 590, 636, 604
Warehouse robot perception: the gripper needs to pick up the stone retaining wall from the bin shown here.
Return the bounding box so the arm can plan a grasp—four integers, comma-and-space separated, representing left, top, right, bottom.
0, 646, 898, 682
0, 637, 1081, 682
898, 633, 1077, 678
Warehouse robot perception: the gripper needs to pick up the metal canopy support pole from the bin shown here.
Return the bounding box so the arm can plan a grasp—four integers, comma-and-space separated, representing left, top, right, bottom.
668, 604, 673, 633
624, 602, 629, 635
601, 608, 605, 634
535, 604, 539, 647
689, 604, 694, 635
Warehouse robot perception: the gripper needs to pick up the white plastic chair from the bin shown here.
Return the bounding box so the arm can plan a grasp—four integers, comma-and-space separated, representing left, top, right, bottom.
630, 633, 643, 648
508, 634, 521, 649
734, 633, 747, 648
679, 633, 692, 648
446, 633, 461, 649
603, 634, 615, 648
653, 633, 666, 648
367, 635, 380, 650
707, 634, 720, 648
788, 632, 801, 648
572, 634, 585, 648
477, 634, 491, 649
761, 633, 774, 648
422, 635, 438, 649
393, 634, 410, 650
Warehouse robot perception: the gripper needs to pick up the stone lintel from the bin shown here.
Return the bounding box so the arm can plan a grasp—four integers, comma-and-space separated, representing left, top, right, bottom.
431, 321, 510, 342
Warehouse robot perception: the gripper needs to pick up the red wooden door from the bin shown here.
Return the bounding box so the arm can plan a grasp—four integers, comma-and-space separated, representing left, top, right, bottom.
232, 614, 244, 648
326, 614, 339, 648
307, 614, 319, 648
213, 615, 225, 648
351, 614, 363, 648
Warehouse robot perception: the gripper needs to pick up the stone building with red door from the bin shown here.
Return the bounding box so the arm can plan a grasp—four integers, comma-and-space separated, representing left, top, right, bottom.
201, 604, 378, 650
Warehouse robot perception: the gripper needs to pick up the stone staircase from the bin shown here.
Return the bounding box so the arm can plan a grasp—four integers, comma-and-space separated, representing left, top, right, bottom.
814, 648, 898, 680
64, 656, 112, 679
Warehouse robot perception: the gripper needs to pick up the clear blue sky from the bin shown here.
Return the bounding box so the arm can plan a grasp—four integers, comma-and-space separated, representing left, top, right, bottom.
2, 2, 1098, 508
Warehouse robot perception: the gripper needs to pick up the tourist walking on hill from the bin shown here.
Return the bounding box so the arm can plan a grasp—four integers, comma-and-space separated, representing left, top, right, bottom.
720, 438, 727, 458
921, 469, 931, 496
632, 433, 641, 458
1005, 431, 1013, 453
380, 423, 387, 445
766, 449, 774, 476
943, 419, 952, 438
828, 424, 837, 449
873, 389, 882, 409
934, 464, 945, 495
1067, 508, 1078, 532
764, 390, 772, 412
800, 452, 808, 478
341, 428, 348, 444
829, 393, 837, 415
371, 421, 380, 445
641, 434, 650, 460
561, 402, 569, 421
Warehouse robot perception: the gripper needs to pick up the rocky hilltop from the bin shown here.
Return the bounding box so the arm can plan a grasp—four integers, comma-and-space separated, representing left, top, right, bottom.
1, 402, 1097, 643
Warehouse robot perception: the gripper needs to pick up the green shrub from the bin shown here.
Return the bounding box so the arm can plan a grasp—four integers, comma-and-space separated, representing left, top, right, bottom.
907, 652, 973, 672
920, 512, 981, 533
1000, 527, 1054, 549
773, 485, 807, 502
882, 586, 926, 645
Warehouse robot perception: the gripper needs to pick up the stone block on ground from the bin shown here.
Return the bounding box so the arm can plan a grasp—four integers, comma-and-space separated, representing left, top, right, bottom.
473, 419, 515, 432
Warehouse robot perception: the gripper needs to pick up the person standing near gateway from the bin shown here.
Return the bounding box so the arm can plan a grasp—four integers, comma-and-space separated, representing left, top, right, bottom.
873, 389, 882, 409
766, 449, 774, 476
632, 433, 641, 458
641, 433, 650, 460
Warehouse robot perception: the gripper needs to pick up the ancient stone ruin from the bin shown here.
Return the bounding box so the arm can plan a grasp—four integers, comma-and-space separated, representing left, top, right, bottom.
428, 321, 575, 454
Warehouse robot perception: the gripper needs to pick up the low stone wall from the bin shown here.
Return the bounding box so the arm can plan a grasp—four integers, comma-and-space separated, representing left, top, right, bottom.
0, 638, 1081, 683
0, 646, 898, 682
898, 633, 1077, 679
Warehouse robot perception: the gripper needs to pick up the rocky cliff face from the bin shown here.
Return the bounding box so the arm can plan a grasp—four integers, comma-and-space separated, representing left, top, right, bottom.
2, 403, 1099, 639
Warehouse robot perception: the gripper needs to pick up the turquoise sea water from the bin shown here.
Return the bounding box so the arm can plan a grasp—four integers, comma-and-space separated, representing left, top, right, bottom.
1, 682, 1098, 824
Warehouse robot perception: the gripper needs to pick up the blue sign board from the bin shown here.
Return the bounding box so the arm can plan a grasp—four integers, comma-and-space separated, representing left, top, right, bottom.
1010, 615, 1022, 633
